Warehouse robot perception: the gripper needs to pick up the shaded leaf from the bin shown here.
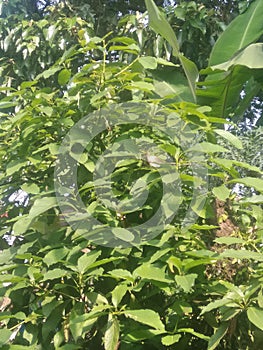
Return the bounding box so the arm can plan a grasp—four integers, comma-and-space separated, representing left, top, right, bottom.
104, 314, 120, 350
123, 309, 165, 331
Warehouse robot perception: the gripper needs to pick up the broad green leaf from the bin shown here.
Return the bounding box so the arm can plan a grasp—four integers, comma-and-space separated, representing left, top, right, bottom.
145, 0, 198, 102
111, 284, 128, 307
210, 43, 263, 71
0, 274, 25, 283
240, 195, 263, 204
207, 323, 229, 350
149, 248, 171, 263
112, 228, 135, 242
153, 70, 193, 101
200, 298, 233, 316
138, 56, 157, 70
175, 274, 197, 293
108, 269, 134, 282
29, 197, 58, 218
258, 291, 263, 308
214, 237, 245, 245
191, 195, 214, 219
145, 0, 179, 52
221, 308, 241, 322
219, 249, 263, 261
42, 296, 59, 317
0, 101, 17, 109
156, 57, 177, 66
0, 328, 12, 346
212, 184, 231, 201
43, 248, 69, 267
128, 81, 154, 91
6, 160, 27, 176
189, 142, 229, 153
214, 129, 243, 149
42, 268, 67, 281
133, 263, 172, 283
198, 65, 254, 119
21, 183, 40, 194
212, 157, 262, 174
228, 177, 263, 193
77, 250, 101, 274
37, 66, 61, 80
123, 309, 165, 331
13, 216, 32, 235
209, 0, 263, 65
161, 334, 181, 346
177, 328, 209, 340
104, 314, 120, 350
247, 307, 263, 331
42, 303, 65, 342
58, 68, 71, 85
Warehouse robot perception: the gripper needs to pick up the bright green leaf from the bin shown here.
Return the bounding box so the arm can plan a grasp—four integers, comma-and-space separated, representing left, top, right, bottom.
123, 309, 165, 331
247, 307, 263, 331
175, 274, 197, 293
104, 314, 120, 350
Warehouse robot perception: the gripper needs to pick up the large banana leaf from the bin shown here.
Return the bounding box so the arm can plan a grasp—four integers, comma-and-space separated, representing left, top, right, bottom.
198, 43, 263, 119
209, 0, 263, 65
145, 0, 198, 102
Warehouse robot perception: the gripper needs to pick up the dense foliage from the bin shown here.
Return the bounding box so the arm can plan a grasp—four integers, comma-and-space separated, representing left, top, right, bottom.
0, 0, 263, 349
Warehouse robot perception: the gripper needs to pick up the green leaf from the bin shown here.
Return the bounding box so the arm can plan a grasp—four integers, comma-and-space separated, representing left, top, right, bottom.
207, 323, 228, 350
212, 184, 231, 201
210, 43, 263, 71
77, 250, 101, 274
240, 195, 263, 204
214, 237, 245, 245
145, 0, 198, 102
108, 269, 134, 282
69, 308, 101, 341
21, 183, 40, 194
111, 284, 128, 308
214, 129, 243, 149
200, 299, 233, 316
247, 307, 263, 330
190, 142, 229, 153
58, 68, 71, 85
42, 302, 65, 342
161, 334, 181, 346
138, 56, 157, 70
175, 274, 197, 293
112, 228, 135, 242
6, 160, 27, 176
191, 195, 214, 219
0, 101, 17, 110
29, 196, 57, 218
104, 314, 120, 350
177, 328, 209, 340
228, 177, 263, 193
0, 328, 12, 346
42, 268, 67, 281
43, 248, 69, 267
133, 263, 172, 283
128, 81, 154, 91
198, 65, 254, 119
37, 66, 61, 80
153, 70, 193, 101
219, 249, 263, 261
123, 309, 165, 331
209, 0, 263, 65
